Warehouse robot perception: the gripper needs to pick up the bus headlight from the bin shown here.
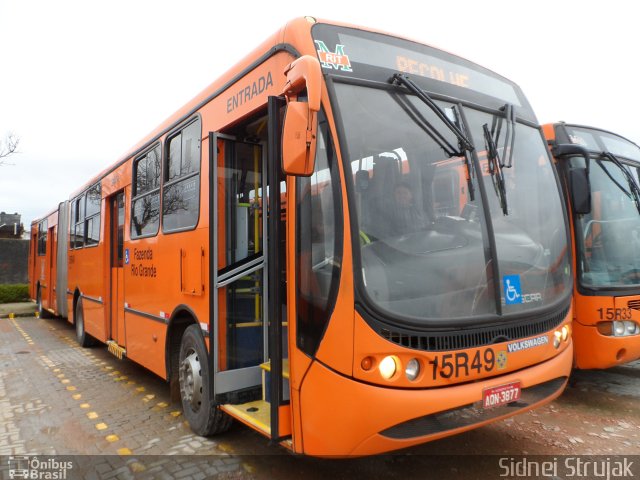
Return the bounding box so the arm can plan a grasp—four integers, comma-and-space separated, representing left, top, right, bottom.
614, 321, 626, 336
627, 322, 640, 335
612, 321, 640, 337
379, 356, 398, 380
405, 358, 420, 381
553, 331, 562, 348
561, 325, 570, 342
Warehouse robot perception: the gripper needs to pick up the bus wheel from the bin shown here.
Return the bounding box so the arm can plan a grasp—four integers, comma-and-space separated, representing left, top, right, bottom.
74, 298, 95, 347
36, 287, 49, 318
178, 324, 231, 436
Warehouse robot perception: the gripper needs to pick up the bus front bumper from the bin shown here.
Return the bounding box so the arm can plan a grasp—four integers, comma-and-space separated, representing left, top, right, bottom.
573, 321, 640, 369
298, 342, 573, 457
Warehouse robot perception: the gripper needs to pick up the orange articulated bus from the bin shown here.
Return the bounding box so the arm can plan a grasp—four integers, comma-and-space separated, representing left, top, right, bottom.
28, 17, 574, 456
29, 204, 68, 319
544, 122, 640, 369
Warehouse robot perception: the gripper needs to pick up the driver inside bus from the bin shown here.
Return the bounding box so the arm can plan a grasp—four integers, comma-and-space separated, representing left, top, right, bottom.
390, 182, 428, 234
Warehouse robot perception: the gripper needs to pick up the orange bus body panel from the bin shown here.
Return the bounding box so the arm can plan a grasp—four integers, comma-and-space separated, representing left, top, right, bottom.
312, 96, 356, 377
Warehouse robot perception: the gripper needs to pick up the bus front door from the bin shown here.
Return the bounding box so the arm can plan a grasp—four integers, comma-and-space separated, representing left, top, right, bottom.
211, 134, 266, 400
109, 192, 126, 354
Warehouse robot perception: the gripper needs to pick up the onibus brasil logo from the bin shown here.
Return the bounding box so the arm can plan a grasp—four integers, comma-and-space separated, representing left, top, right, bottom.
315, 40, 352, 72
8, 456, 73, 479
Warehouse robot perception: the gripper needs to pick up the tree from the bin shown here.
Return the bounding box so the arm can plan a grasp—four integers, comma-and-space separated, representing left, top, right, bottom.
0, 133, 20, 165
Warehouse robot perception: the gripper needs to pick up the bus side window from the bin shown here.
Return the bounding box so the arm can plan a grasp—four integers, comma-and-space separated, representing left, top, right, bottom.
37, 220, 47, 255
85, 182, 101, 246
162, 119, 201, 233
74, 195, 85, 248
131, 145, 161, 239
296, 112, 342, 355
69, 201, 76, 250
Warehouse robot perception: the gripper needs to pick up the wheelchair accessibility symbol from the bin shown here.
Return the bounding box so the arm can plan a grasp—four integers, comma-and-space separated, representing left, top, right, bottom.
503, 275, 523, 305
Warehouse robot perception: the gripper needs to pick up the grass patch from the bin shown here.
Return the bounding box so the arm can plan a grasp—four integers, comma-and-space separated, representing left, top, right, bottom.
0, 284, 29, 303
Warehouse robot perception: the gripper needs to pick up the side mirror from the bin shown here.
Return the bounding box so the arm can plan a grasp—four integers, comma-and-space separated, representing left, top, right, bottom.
568, 168, 591, 215
281, 56, 322, 176
552, 143, 592, 215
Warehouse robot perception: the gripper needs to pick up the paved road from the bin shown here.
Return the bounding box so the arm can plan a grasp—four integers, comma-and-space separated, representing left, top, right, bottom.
1, 314, 639, 479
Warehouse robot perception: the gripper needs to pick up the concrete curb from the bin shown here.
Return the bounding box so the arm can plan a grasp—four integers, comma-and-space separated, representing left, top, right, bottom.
0, 301, 38, 319
0, 312, 40, 319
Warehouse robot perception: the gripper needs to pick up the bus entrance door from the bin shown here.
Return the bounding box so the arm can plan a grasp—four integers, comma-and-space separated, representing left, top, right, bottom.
108, 192, 126, 358
211, 134, 267, 415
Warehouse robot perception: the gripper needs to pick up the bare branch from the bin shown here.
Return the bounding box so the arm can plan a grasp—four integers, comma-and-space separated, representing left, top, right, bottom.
0, 133, 20, 165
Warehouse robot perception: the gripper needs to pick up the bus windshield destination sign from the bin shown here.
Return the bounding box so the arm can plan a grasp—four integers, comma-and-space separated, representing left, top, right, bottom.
566, 126, 640, 162
316, 31, 521, 106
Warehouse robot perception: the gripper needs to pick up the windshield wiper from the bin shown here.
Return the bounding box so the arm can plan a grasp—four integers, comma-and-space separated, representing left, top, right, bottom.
601, 151, 640, 214
389, 91, 460, 158
489, 103, 517, 168
391, 74, 474, 154
451, 105, 475, 202
594, 159, 630, 197
483, 123, 508, 215
482, 104, 517, 215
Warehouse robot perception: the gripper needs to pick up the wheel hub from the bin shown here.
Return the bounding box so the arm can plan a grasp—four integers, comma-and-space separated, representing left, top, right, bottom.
180, 349, 203, 411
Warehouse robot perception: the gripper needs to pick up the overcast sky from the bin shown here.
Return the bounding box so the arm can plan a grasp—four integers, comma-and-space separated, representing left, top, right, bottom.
1, 0, 638, 229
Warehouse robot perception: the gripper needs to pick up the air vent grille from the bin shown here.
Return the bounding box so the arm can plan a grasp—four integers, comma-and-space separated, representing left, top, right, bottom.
627, 299, 640, 310
379, 306, 569, 352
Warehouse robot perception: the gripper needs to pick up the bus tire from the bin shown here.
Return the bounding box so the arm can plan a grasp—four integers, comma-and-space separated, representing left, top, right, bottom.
178, 324, 231, 436
36, 286, 49, 318
74, 298, 95, 348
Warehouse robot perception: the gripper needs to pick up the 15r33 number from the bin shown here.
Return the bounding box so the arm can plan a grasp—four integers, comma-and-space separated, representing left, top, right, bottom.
597, 307, 632, 320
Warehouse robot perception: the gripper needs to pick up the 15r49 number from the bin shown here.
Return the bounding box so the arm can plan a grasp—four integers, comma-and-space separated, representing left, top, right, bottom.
429, 348, 496, 380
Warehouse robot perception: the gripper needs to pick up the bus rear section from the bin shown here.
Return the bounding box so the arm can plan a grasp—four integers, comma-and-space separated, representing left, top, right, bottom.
544, 122, 640, 369
29, 201, 69, 319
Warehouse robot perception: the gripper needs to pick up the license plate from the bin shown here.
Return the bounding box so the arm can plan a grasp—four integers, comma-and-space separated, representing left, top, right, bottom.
482, 381, 521, 409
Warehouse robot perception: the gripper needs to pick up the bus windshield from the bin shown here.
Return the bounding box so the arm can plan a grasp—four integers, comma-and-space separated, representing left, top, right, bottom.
334, 82, 571, 323
566, 128, 640, 288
